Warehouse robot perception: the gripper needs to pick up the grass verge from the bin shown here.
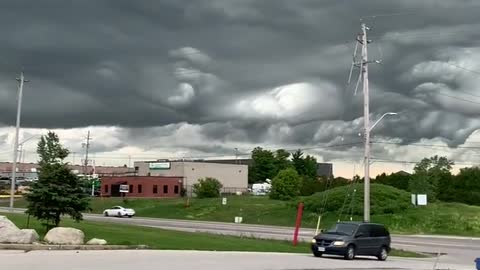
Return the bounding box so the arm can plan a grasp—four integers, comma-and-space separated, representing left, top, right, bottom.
4, 213, 309, 253
4, 195, 480, 237
2, 213, 427, 258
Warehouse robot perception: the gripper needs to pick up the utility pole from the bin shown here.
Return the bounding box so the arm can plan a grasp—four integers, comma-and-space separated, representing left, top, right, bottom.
82, 131, 91, 175
234, 148, 239, 164
10, 71, 29, 210
360, 23, 371, 223
349, 22, 394, 222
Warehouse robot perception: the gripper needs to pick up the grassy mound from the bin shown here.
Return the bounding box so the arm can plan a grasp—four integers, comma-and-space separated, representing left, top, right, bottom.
302, 183, 412, 215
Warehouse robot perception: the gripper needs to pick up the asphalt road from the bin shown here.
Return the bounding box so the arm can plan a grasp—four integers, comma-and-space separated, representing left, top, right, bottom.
0, 250, 473, 270
1, 207, 479, 265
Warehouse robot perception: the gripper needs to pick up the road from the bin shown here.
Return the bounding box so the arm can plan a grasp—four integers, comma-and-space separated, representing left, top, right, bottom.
0, 250, 473, 270
1, 207, 479, 266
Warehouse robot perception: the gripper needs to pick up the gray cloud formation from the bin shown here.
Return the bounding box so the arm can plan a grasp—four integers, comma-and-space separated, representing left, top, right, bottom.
1, 0, 480, 162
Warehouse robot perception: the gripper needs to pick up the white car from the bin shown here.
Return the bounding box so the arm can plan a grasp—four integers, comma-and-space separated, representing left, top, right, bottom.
103, 206, 135, 218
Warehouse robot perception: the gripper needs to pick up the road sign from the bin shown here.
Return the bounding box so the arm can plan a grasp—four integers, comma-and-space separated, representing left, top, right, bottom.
119, 184, 129, 193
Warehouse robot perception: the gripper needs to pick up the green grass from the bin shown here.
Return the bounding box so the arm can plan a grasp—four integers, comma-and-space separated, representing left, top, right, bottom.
5, 194, 480, 237
3, 213, 427, 258
4, 213, 309, 253
389, 249, 429, 258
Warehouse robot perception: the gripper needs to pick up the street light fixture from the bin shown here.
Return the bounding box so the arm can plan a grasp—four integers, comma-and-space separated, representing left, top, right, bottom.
364, 112, 397, 222
369, 112, 397, 132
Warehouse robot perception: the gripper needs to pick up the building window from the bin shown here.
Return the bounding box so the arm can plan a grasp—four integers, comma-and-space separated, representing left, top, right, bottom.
153, 185, 158, 194
163, 185, 168, 194
138, 184, 142, 193
134, 166, 139, 171
129, 185, 133, 193
174, 185, 179, 194
105, 185, 109, 193
147, 172, 151, 176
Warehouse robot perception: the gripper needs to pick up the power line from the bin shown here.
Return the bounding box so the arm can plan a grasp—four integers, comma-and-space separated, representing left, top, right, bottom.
373, 141, 480, 150
434, 92, 480, 105
443, 62, 480, 76
370, 158, 479, 166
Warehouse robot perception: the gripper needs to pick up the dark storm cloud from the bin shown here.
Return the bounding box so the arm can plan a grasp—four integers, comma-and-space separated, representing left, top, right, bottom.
1, 0, 480, 155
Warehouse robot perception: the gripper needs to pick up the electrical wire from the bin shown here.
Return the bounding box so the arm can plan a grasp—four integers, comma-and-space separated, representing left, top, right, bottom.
373, 141, 480, 150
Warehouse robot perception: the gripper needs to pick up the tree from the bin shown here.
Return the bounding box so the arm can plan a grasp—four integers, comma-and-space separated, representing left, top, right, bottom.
409, 171, 436, 201
274, 149, 291, 173
447, 167, 480, 205
374, 171, 410, 191
193, 177, 223, 198
25, 132, 90, 229
291, 150, 318, 179
269, 168, 302, 200
410, 155, 454, 201
249, 147, 277, 183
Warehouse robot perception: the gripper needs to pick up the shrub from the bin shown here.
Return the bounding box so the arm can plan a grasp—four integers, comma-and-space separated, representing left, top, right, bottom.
270, 168, 302, 200
302, 183, 412, 215
193, 177, 223, 198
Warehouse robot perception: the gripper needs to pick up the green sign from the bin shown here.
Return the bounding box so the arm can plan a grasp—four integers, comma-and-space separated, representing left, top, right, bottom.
149, 162, 171, 170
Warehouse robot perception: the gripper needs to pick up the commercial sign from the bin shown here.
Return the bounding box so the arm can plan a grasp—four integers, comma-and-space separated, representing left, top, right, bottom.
119, 185, 129, 193
149, 162, 171, 170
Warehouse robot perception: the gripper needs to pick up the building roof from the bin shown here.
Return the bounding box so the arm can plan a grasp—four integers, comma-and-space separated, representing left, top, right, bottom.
0, 162, 134, 175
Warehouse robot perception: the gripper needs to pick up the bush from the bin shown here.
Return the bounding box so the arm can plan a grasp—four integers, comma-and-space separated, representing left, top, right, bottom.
193, 177, 223, 198
302, 183, 412, 215
270, 168, 302, 201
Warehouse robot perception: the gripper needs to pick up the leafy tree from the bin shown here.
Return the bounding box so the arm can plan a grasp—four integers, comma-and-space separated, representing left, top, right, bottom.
25, 132, 90, 229
448, 167, 480, 205
374, 171, 410, 191
193, 177, 223, 198
274, 149, 291, 173
410, 155, 454, 201
409, 171, 436, 201
249, 147, 277, 183
269, 168, 302, 200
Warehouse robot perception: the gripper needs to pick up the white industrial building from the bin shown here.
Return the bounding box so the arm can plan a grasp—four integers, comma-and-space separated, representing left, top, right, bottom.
133, 160, 248, 195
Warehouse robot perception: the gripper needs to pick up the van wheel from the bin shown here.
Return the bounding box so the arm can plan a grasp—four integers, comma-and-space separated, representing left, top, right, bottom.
313, 251, 323, 257
344, 245, 355, 260
377, 246, 388, 261
104, 212, 108, 217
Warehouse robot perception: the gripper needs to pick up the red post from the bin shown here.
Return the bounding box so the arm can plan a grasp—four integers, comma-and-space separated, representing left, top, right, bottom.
293, 202, 304, 246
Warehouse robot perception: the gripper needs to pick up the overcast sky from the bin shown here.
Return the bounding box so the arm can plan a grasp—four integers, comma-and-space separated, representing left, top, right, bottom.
1, 0, 480, 177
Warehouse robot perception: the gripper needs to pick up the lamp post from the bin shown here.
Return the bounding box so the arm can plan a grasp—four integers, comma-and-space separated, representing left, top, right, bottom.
10, 72, 29, 210
364, 112, 397, 222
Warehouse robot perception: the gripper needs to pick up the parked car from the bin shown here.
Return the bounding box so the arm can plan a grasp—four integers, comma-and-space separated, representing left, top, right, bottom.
311, 221, 391, 260
103, 206, 135, 218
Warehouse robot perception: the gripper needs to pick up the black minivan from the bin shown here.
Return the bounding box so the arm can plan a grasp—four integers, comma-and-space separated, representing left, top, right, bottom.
311, 222, 391, 260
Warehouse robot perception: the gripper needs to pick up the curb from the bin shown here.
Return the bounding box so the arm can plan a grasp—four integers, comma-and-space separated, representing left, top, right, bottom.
0, 244, 150, 251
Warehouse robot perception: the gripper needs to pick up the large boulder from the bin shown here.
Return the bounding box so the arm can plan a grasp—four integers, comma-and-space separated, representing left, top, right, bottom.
86, 238, 107, 245
44, 227, 85, 245
0, 216, 40, 244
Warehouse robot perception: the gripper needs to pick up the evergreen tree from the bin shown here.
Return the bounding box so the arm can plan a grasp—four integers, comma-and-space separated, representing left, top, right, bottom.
25, 131, 90, 229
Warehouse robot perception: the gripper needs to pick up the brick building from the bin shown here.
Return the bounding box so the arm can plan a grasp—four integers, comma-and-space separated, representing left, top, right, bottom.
0, 162, 134, 179
133, 160, 248, 195
100, 176, 183, 198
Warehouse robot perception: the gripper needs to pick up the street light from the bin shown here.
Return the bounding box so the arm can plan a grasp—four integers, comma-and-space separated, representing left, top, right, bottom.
10, 71, 29, 210
369, 112, 397, 132
364, 112, 397, 222
17, 134, 40, 163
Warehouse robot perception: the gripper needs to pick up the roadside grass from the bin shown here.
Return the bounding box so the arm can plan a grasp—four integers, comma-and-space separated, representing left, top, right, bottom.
3, 213, 427, 258
4, 213, 310, 253
389, 249, 430, 258
4, 196, 480, 237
